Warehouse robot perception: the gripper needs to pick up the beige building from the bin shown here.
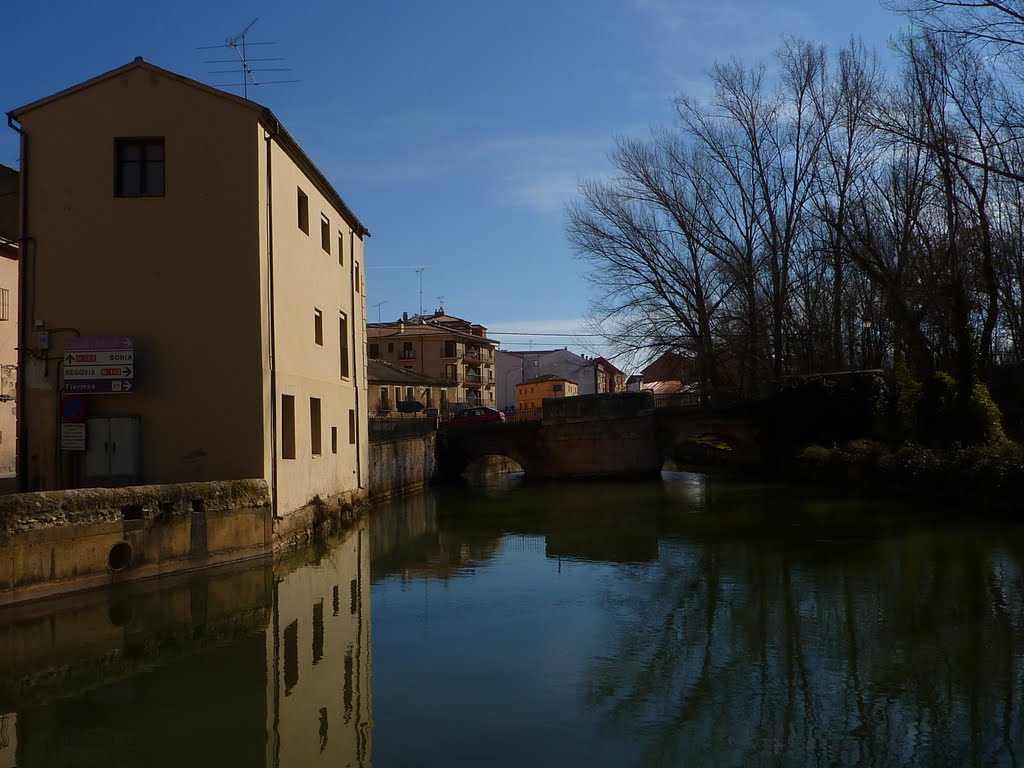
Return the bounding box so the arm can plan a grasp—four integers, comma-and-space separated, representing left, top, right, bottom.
0, 165, 18, 481
367, 358, 453, 416
368, 310, 498, 409
8, 58, 369, 522
516, 374, 578, 411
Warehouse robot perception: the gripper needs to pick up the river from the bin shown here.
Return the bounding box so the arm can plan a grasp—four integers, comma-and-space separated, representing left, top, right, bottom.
1, 472, 1022, 767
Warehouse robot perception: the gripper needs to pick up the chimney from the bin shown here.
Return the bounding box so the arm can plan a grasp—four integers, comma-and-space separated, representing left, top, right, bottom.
402, 312, 409, 322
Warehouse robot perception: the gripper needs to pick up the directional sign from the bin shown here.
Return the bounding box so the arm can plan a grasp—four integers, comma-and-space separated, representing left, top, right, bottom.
64, 380, 134, 394
62, 337, 135, 395
64, 336, 133, 351
64, 365, 133, 380
64, 350, 134, 365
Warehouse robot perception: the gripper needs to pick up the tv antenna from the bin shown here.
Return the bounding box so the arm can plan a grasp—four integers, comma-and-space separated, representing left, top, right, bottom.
371, 300, 389, 325
415, 267, 426, 318
199, 18, 298, 99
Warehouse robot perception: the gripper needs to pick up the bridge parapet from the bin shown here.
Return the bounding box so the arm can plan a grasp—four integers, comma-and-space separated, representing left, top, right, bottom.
542, 391, 654, 424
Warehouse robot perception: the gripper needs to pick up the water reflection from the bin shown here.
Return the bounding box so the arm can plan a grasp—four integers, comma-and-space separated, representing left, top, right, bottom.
0, 522, 371, 768
3, 477, 1024, 767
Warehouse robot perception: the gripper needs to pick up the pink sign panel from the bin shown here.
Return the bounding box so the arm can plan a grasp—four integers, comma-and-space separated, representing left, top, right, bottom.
64, 336, 134, 351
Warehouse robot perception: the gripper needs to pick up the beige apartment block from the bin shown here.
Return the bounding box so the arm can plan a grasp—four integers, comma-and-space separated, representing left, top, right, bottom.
8, 58, 369, 520
368, 310, 498, 409
0, 166, 18, 481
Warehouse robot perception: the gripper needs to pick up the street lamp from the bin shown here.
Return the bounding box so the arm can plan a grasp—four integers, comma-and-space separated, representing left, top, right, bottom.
861, 318, 873, 368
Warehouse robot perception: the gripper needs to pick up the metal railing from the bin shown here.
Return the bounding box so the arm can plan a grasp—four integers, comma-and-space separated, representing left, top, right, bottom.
653, 392, 703, 409
399, 349, 416, 360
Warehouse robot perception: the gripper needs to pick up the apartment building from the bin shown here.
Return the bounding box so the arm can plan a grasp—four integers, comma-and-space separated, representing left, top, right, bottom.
496, 348, 624, 410
515, 374, 578, 411
368, 310, 498, 408
367, 358, 453, 415
8, 58, 369, 522
0, 165, 18, 481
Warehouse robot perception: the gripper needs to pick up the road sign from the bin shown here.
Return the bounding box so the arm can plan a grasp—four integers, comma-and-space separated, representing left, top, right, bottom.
64, 380, 134, 394
61, 423, 86, 451
63, 365, 133, 380
63, 350, 134, 365
64, 336, 133, 351
62, 337, 135, 394
61, 395, 87, 423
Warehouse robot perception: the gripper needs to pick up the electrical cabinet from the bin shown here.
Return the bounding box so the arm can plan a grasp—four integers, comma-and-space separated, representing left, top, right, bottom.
85, 416, 140, 483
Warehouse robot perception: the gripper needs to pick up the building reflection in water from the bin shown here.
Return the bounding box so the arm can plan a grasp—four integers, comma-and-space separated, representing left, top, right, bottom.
0, 521, 371, 768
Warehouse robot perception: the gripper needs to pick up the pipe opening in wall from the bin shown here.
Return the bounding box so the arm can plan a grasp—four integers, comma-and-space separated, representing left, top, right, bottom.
108, 541, 133, 571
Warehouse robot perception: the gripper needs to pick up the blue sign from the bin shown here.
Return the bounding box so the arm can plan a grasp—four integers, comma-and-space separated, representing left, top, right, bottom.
61, 395, 86, 423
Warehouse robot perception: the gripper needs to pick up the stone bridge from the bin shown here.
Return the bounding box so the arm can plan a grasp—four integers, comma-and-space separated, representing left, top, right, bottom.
437, 391, 759, 481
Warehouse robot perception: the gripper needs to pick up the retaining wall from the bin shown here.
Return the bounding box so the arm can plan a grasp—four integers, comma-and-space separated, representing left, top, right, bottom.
368, 431, 437, 501
0, 479, 271, 607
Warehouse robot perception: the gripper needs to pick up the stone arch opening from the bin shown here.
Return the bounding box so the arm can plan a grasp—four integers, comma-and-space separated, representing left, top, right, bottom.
461, 453, 527, 485
661, 432, 743, 472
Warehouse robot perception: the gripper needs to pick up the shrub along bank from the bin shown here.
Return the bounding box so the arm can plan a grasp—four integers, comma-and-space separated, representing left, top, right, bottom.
755, 368, 1022, 510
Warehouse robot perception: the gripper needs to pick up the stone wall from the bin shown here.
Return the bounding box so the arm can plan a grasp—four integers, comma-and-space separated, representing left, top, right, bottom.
368, 432, 437, 501
0, 479, 272, 606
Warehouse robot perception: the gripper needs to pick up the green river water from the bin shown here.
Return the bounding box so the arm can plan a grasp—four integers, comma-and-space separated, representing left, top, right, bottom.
1, 472, 1023, 767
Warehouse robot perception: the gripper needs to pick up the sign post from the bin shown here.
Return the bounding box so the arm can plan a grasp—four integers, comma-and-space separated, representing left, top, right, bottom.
62, 337, 135, 395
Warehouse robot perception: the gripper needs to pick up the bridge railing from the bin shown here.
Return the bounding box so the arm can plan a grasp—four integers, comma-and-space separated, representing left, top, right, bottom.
653, 392, 703, 409
502, 407, 543, 423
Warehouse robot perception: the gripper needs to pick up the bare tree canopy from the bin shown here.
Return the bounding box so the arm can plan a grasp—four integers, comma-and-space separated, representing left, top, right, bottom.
568, 34, 1023, 390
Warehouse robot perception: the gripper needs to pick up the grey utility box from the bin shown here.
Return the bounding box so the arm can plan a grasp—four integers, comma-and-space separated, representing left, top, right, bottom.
85, 416, 140, 483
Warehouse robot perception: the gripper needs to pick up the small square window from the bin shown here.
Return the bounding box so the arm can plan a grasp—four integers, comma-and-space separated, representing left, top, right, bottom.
115, 138, 164, 197
297, 188, 309, 234
321, 215, 331, 253
314, 308, 324, 346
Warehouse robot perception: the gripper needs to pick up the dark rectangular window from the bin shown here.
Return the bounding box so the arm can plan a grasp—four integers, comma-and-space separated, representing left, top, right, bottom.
115, 138, 164, 197
354, 261, 360, 293
310, 397, 322, 455
332, 585, 340, 616
331, 426, 338, 454
321, 215, 331, 253
387, 343, 394, 353
339, 313, 350, 378
283, 619, 298, 695
338, 233, 344, 266
343, 646, 354, 722
282, 395, 296, 460
312, 599, 324, 665
348, 409, 356, 445
314, 308, 323, 346
297, 188, 309, 234
369, 343, 379, 358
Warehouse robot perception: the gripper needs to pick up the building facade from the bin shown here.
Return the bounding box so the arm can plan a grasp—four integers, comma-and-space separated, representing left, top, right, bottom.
367, 358, 453, 416
9, 58, 369, 521
0, 165, 18, 481
515, 374, 578, 411
497, 349, 623, 410
368, 310, 498, 409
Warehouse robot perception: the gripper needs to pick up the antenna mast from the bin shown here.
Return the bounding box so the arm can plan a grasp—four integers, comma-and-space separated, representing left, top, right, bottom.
199, 18, 299, 98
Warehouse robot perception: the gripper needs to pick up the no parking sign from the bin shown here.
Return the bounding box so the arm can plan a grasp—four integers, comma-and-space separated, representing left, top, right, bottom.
61, 394, 87, 423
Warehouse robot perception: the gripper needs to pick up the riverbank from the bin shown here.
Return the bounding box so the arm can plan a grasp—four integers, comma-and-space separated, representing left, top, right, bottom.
790, 439, 1024, 513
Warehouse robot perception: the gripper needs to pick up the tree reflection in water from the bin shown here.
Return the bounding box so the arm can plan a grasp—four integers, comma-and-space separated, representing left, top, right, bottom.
584, 477, 1024, 767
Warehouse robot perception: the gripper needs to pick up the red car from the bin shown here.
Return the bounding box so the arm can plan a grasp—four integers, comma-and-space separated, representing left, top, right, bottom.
441, 406, 506, 426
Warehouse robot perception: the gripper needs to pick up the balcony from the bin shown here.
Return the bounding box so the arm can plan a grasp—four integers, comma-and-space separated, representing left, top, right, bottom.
463, 370, 483, 386
400, 349, 416, 360
441, 344, 462, 360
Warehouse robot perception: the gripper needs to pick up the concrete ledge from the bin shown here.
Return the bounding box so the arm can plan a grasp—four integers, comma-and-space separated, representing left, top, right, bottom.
0, 480, 272, 608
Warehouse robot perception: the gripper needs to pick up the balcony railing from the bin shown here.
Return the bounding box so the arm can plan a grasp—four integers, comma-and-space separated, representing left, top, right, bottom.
400, 349, 416, 360
463, 372, 482, 384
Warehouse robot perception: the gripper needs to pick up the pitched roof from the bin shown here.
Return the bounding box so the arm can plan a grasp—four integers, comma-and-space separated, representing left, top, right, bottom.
640, 352, 695, 383
8, 57, 369, 237
368, 321, 499, 345
367, 359, 452, 386
518, 373, 576, 386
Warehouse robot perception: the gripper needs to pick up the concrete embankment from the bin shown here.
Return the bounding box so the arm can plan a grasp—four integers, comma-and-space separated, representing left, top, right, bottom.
0, 480, 272, 607
0, 425, 438, 606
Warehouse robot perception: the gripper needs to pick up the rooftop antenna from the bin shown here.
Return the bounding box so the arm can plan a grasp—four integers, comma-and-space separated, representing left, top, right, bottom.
198, 18, 299, 99
372, 300, 388, 325
415, 267, 426, 319
437, 295, 445, 313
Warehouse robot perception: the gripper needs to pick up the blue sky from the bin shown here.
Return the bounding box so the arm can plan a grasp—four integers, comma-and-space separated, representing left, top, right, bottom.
3, 1, 904, 357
